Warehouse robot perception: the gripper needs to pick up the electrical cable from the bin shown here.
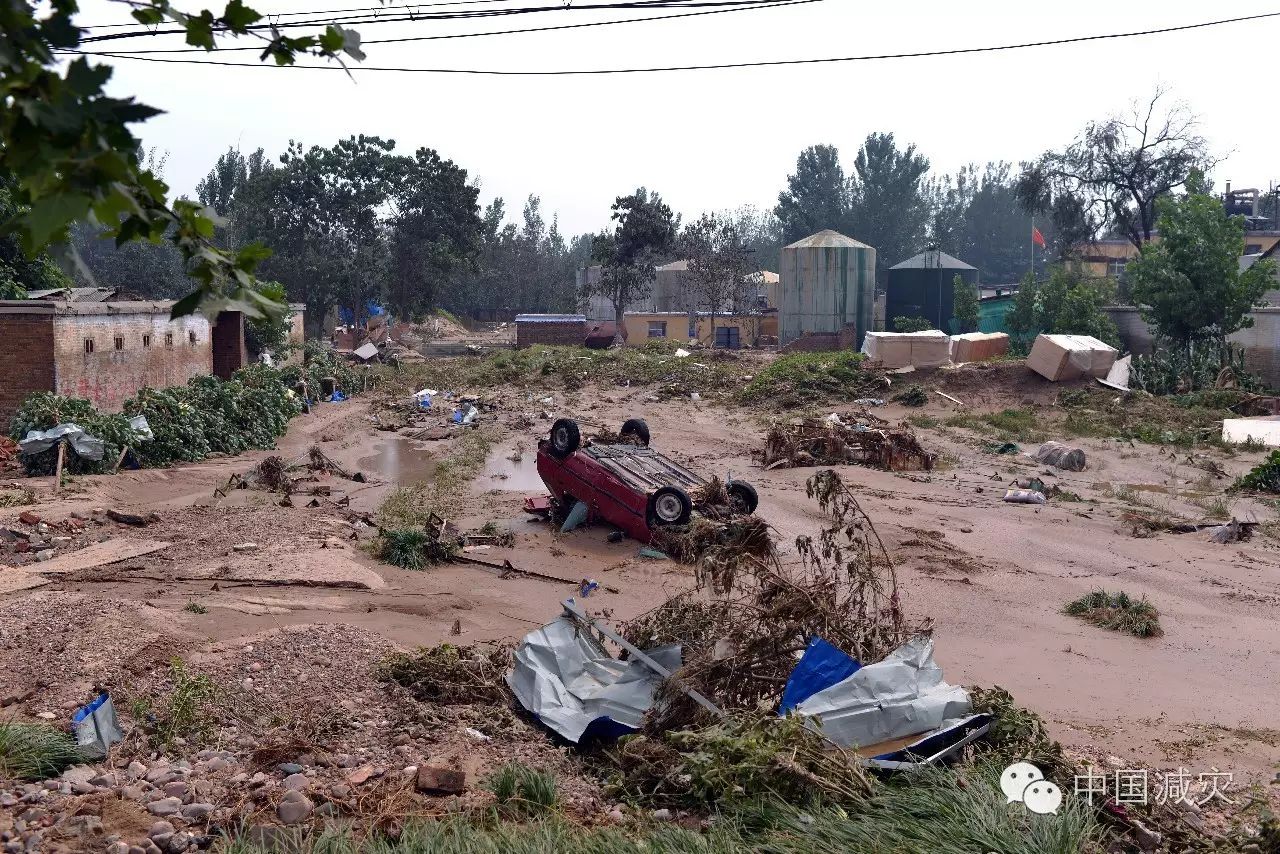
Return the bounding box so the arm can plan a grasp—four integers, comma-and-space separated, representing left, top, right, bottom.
85, 0, 815, 53
65, 10, 1280, 75
80, 0, 514, 29
78, 0, 778, 43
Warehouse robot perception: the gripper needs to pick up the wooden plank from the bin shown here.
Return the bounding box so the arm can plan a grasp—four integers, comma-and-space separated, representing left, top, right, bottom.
28, 538, 172, 575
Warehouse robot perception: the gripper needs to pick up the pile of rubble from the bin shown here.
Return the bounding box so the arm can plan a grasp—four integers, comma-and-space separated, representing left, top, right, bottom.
761, 415, 936, 472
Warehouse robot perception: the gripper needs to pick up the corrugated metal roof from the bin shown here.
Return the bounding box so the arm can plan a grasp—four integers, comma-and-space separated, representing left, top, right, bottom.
515, 314, 586, 323
783, 229, 873, 250
890, 250, 976, 271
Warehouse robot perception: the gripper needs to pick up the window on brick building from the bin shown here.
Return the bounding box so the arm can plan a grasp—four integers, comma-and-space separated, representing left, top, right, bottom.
188, 331, 197, 345
165, 333, 173, 347
114, 336, 124, 350
142, 334, 151, 348
83, 338, 94, 354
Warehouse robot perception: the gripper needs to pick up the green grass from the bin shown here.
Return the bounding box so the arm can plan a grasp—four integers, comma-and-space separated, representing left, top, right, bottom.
485, 762, 559, 818
1234, 451, 1280, 494
220, 763, 1102, 854
1193, 495, 1233, 520
0, 721, 83, 780
945, 407, 1045, 442
1064, 590, 1163, 638
183, 601, 208, 614
738, 351, 883, 408
905, 414, 939, 429
378, 528, 434, 570
151, 658, 219, 746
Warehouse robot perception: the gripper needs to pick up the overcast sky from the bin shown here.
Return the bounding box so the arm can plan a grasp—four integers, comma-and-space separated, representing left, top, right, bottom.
79, 0, 1279, 237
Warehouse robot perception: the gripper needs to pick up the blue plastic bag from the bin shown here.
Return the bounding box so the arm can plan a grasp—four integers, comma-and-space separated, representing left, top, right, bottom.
779, 637, 861, 714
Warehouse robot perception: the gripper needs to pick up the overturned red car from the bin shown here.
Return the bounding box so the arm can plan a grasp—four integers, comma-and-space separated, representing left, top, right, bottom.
535, 417, 759, 543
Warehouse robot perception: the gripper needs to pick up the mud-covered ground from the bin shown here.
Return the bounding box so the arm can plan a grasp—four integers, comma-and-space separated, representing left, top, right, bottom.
1, 358, 1278, 851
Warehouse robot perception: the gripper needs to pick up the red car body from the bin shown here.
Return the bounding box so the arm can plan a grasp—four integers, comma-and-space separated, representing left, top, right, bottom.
535, 439, 705, 543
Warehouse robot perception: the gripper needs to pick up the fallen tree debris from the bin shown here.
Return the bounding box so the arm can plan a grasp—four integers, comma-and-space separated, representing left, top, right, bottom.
761, 417, 935, 472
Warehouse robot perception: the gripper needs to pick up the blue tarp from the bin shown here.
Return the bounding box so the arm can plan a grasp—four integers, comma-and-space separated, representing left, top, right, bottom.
778, 637, 861, 714
338, 301, 388, 325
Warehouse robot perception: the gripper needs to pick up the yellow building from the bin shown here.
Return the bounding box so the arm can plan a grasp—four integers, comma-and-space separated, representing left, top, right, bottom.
622, 311, 775, 349
1075, 232, 1280, 280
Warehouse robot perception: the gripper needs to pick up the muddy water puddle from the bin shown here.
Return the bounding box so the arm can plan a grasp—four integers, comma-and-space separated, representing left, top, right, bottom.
481, 449, 545, 492
358, 435, 439, 484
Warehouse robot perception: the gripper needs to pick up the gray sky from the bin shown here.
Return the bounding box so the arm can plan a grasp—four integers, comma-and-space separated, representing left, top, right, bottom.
81, 0, 1279, 237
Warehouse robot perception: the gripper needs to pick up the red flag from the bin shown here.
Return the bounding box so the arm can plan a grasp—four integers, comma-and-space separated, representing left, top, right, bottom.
1031, 226, 1046, 249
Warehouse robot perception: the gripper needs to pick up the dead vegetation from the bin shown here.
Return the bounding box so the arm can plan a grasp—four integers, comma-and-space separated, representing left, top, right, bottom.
760, 416, 935, 472
377, 642, 512, 706
626, 470, 924, 732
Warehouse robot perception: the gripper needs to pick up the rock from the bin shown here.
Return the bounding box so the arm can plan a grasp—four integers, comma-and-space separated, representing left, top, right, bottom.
0, 794, 15, 808
415, 766, 465, 795
276, 763, 303, 775
128, 847, 147, 854
334, 754, 358, 768
33, 712, 55, 720
105, 843, 129, 854
202, 757, 228, 774
122, 786, 147, 802
1132, 820, 1162, 852
328, 784, 350, 799
89, 774, 117, 787
315, 803, 340, 818
652, 808, 672, 821
127, 761, 148, 779
34, 551, 53, 562
276, 791, 313, 825
71, 781, 94, 795
345, 765, 374, 785
146, 798, 182, 817
607, 806, 626, 823
165, 831, 193, 853
17, 511, 39, 526
61, 815, 103, 837
281, 774, 308, 791
148, 822, 175, 841
180, 803, 214, 821
232, 543, 258, 552
392, 733, 410, 747
162, 781, 188, 798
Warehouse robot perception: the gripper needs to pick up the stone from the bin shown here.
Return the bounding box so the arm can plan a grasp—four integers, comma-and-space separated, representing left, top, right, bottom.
165, 832, 193, 853
315, 802, 340, 818
345, 765, 374, 785
148, 821, 175, 840
281, 774, 308, 791
607, 806, 626, 823
33, 712, 55, 720
180, 803, 214, 821
334, 754, 358, 768
127, 761, 148, 779
17, 511, 39, 526
34, 551, 53, 562
414, 766, 465, 795
61, 815, 102, 836
162, 781, 188, 798
328, 784, 350, 799
89, 774, 117, 787
276, 791, 313, 825
232, 543, 258, 552
276, 763, 303, 775
392, 734, 410, 747
146, 798, 182, 817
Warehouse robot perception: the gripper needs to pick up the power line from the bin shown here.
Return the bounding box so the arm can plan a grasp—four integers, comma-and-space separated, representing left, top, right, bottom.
67, 10, 1280, 75
78, 0, 773, 43
81, 0, 816, 53
81, 0, 514, 29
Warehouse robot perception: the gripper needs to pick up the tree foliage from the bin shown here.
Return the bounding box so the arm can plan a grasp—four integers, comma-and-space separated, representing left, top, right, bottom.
930, 162, 1040, 283
584, 189, 679, 335
775, 145, 848, 245
0, 1, 369, 324
1017, 89, 1213, 250
1005, 267, 1119, 349
0, 173, 71, 299
680, 212, 758, 329
846, 133, 931, 276
1125, 175, 1275, 355
951, 274, 979, 334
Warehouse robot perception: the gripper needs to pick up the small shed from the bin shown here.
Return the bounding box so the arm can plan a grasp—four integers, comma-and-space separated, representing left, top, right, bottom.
779, 230, 876, 348
515, 314, 587, 348
886, 251, 978, 333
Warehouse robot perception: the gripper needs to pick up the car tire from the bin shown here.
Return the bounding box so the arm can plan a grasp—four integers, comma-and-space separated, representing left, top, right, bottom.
647, 486, 692, 527
727, 480, 759, 514
550, 418, 581, 459
620, 417, 651, 446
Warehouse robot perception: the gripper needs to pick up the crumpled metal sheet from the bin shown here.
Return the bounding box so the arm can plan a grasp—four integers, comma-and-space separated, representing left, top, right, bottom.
507, 616, 680, 743
19, 423, 105, 461
794, 636, 971, 749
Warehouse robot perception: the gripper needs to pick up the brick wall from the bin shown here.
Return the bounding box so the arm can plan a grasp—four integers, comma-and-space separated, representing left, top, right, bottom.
516, 320, 586, 348
0, 315, 55, 425
52, 311, 212, 412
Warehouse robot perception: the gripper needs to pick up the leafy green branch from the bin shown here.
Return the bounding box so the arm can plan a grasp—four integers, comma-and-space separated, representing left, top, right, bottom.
0, 0, 369, 321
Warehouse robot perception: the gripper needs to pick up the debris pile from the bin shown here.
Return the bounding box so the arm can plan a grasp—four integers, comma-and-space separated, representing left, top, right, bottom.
761, 416, 935, 472
625, 470, 923, 731
377, 643, 512, 707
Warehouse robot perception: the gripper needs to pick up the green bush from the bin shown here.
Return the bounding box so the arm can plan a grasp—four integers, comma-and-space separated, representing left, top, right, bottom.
280, 341, 363, 400
1234, 451, 1280, 494
892, 315, 933, 333
1064, 590, 1162, 637
8, 392, 133, 475
738, 351, 881, 407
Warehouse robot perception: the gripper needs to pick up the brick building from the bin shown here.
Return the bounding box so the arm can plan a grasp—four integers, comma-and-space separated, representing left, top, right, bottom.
0, 300, 214, 424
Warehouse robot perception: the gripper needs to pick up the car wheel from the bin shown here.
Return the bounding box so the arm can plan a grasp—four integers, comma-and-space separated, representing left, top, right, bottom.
727, 481, 759, 514
648, 486, 692, 527
550, 418, 581, 458
620, 417, 650, 446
